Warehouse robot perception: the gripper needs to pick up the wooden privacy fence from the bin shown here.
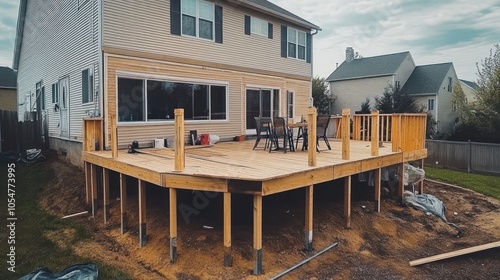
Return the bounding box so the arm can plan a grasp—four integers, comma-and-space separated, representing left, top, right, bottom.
352, 112, 427, 153
426, 140, 500, 174
0, 109, 48, 153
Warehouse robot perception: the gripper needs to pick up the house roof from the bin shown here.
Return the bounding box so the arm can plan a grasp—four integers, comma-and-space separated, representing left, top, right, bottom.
400, 63, 453, 95
239, 0, 321, 30
459, 79, 479, 91
326, 51, 410, 82
12, 0, 320, 70
0, 67, 17, 89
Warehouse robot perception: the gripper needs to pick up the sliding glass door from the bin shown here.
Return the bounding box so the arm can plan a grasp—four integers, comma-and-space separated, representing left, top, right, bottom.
246, 88, 279, 134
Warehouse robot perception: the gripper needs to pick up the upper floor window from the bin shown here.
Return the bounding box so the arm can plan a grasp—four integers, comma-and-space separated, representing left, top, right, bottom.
448, 77, 452, 92
288, 28, 306, 60
52, 83, 59, 104
281, 25, 310, 62
251, 17, 268, 37
82, 68, 94, 104
172, 0, 223, 43
182, 0, 214, 40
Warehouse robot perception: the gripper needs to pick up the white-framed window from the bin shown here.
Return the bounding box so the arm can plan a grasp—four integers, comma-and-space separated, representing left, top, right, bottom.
428, 98, 435, 111
52, 83, 59, 104
251, 17, 268, 37
82, 68, 94, 103
288, 28, 306, 60
117, 77, 227, 122
287, 91, 294, 118
182, 0, 214, 40
448, 77, 452, 92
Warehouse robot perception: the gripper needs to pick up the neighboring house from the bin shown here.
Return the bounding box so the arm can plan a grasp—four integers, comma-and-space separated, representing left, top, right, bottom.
13, 0, 320, 166
458, 79, 479, 105
327, 48, 458, 135
0, 66, 17, 111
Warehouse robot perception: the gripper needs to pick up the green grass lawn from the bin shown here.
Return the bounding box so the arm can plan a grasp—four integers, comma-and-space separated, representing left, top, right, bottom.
0, 161, 131, 279
425, 166, 500, 200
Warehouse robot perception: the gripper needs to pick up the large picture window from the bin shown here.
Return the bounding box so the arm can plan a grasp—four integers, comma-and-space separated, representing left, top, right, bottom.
182, 0, 214, 40
118, 77, 227, 123
118, 78, 145, 122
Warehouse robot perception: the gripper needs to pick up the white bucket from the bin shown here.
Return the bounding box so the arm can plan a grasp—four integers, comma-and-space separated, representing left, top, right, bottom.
154, 139, 165, 148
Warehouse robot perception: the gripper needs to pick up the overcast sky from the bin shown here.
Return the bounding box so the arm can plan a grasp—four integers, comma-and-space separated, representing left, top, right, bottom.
1, 0, 499, 82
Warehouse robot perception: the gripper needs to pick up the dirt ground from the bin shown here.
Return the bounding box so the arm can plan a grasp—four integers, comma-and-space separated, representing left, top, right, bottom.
40, 157, 500, 279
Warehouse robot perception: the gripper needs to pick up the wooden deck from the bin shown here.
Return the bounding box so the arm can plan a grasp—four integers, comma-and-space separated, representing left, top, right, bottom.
82, 109, 428, 275
82, 139, 426, 195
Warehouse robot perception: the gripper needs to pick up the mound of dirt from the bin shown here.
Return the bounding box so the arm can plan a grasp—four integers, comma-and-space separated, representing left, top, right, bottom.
40, 159, 500, 279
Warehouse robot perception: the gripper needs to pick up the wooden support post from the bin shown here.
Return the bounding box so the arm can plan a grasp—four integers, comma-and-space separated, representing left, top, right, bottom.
344, 176, 351, 229
103, 168, 110, 224
305, 185, 314, 252
138, 179, 147, 247
120, 173, 128, 234
371, 110, 380, 156
342, 109, 351, 160
223, 192, 232, 267
169, 188, 178, 263
91, 164, 98, 217
253, 194, 263, 275
419, 159, 424, 194
374, 168, 381, 213
398, 163, 405, 202
307, 107, 317, 166
111, 115, 118, 158
85, 162, 91, 205
174, 109, 185, 171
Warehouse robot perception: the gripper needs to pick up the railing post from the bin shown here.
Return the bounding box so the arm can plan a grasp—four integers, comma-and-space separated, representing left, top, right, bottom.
111, 115, 118, 158
342, 109, 350, 160
391, 114, 401, 152
175, 109, 185, 171
307, 107, 317, 167
371, 110, 379, 156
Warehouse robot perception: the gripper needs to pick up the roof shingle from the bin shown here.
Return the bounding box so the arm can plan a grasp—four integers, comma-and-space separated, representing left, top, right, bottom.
326, 51, 410, 82
400, 63, 453, 95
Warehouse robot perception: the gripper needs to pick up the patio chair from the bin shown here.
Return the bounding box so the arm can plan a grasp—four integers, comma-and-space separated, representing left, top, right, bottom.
316, 114, 331, 151
253, 117, 272, 150
270, 117, 294, 153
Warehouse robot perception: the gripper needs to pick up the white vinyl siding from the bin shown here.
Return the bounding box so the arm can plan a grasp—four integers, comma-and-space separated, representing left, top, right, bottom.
17, 0, 100, 141
102, 1, 311, 78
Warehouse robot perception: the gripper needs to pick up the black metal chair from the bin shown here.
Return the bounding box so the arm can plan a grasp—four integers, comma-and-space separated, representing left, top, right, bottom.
269, 117, 294, 153
253, 117, 272, 150
316, 114, 331, 151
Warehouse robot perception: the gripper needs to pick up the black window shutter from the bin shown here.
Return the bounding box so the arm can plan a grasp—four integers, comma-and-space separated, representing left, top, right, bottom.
215, 5, 223, 43
281, 25, 287, 58
268, 23, 273, 39
244, 15, 251, 35
306, 32, 312, 63
171, 0, 181, 35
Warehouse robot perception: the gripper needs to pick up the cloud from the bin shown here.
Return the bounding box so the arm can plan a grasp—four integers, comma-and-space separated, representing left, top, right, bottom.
271, 0, 500, 81
0, 0, 19, 67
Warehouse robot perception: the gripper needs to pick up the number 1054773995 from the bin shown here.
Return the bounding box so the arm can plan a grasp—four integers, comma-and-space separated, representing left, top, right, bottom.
7, 163, 16, 216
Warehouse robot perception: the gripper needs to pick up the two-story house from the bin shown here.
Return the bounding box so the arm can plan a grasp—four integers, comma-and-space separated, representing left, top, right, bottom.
327, 47, 458, 135
13, 0, 320, 165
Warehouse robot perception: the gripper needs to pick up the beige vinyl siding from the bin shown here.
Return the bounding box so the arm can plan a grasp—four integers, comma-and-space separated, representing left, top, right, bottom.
393, 53, 416, 86
459, 81, 478, 104
0, 89, 17, 111
105, 54, 310, 148
102, 0, 311, 79
17, 0, 100, 141
436, 67, 458, 134
330, 75, 394, 115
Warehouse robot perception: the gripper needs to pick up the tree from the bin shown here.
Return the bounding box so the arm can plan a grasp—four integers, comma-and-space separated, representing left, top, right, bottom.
312, 76, 335, 114
374, 84, 422, 113
451, 45, 500, 143
359, 98, 371, 113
